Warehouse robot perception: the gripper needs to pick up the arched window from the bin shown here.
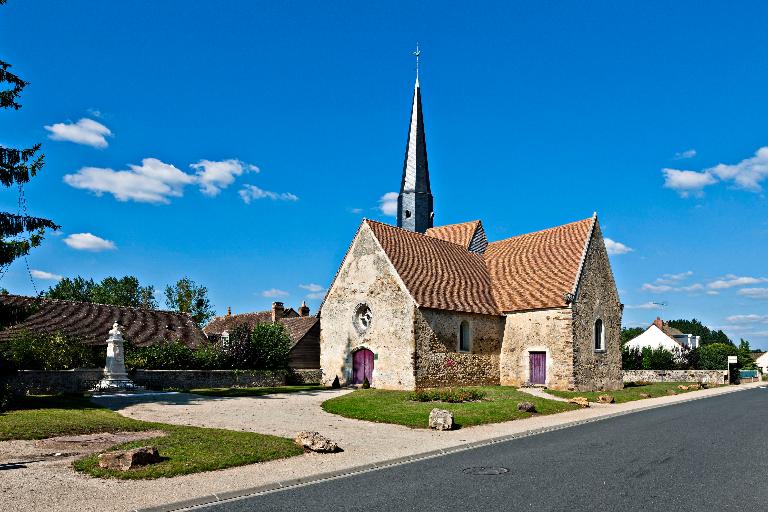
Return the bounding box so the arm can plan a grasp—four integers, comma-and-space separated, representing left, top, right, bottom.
594, 319, 605, 351
459, 321, 471, 352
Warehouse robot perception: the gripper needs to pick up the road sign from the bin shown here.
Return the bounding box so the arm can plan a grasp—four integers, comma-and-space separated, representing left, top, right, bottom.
727, 356, 738, 364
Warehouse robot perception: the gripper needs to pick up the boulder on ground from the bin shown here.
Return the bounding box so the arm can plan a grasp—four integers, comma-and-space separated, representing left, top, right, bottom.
688, 384, 700, 390
597, 394, 615, 404
677, 385, 689, 391
294, 431, 341, 453
639, 393, 651, 398
428, 408, 454, 430
517, 401, 536, 413
98, 446, 161, 471
666, 389, 677, 396
568, 397, 590, 408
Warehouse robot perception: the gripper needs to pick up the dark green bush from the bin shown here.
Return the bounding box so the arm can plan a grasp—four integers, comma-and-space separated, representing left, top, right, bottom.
699, 343, 739, 370
361, 377, 370, 389
622, 346, 643, 370
331, 376, 341, 389
1, 330, 102, 370
641, 346, 676, 370
409, 387, 486, 403
125, 340, 195, 370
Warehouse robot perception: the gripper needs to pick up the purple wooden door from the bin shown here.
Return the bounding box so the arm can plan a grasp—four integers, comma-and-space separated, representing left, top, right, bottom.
352, 348, 374, 385
529, 351, 546, 385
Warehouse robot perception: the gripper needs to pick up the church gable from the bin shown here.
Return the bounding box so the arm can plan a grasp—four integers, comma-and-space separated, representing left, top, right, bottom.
425, 220, 488, 255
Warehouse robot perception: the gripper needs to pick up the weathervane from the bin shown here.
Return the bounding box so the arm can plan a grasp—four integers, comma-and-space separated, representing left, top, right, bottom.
413, 42, 421, 79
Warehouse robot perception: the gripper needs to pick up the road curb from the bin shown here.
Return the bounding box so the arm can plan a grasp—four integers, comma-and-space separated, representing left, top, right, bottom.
135, 383, 763, 512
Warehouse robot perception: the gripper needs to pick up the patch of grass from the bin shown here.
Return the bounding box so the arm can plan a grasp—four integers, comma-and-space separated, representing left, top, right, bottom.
73, 425, 303, 479
322, 386, 577, 429
409, 387, 486, 403
0, 394, 303, 479
546, 382, 709, 404
0, 394, 153, 441
188, 385, 325, 397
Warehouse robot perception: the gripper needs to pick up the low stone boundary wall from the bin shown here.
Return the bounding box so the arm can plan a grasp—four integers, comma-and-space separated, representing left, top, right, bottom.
287, 369, 323, 385
623, 369, 726, 385
131, 370, 285, 390
6, 369, 103, 395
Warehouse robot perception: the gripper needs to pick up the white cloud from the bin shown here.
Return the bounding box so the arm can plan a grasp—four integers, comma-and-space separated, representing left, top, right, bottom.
31, 269, 63, 281
738, 288, 768, 299
45, 118, 112, 148
64, 158, 195, 204
674, 149, 697, 160
655, 271, 693, 285
625, 302, 664, 310
239, 185, 298, 204
306, 292, 326, 299
261, 288, 289, 298
603, 238, 633, 255
641, 282, 703, 293
191, 159, 258, 196
350, 208, 363, 214
662, 168, 717, 197
63, 233, 116, 251
725, 314, 768, 324
708, 274, 768, 290
378, 192, 398, 216
299, 283, 324, 293
663, 146, 768, 196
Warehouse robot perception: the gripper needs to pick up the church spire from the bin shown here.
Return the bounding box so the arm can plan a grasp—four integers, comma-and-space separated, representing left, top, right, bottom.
397, 44, 433, 233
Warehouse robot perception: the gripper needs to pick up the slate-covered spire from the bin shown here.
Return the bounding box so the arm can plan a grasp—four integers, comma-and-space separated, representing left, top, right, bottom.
397, 75, 434, 233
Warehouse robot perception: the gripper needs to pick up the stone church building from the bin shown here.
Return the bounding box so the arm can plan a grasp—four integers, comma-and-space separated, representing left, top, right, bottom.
319, 75, 622, 391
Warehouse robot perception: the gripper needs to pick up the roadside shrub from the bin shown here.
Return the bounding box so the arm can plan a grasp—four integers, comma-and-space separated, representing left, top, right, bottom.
699, 343, 739, 370
641, 346, 676, 370
250, 323, 291, 370
409, 387, 486, 403
0, 381, 10, 413
125, 340, 195, 370
331, 376, 341, 389
1, 330, 101, 370
622, 346, 643, 370
361, 377, 370, 389
191, 341, 227, 370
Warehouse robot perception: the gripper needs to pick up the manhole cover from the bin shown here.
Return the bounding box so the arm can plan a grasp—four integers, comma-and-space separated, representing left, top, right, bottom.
462, 466, 510, 475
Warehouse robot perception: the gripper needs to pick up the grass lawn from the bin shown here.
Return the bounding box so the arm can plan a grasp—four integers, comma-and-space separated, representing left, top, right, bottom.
0, 394, 303, 479
321, 386, 578, 429
546, 382, 708, 403
188, 384, 325, 397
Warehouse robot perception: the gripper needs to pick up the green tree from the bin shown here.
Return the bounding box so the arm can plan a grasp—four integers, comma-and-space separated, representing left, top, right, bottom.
667, 318, 732, 346
641, 346, 676, 370
699, 343, 738, 370
44, 275, 156, 308
251, 322, 292, 370
164, 277, 213, 327
737, 339, 757, 370
621, 345, 643, 370
0, 14, 59, 266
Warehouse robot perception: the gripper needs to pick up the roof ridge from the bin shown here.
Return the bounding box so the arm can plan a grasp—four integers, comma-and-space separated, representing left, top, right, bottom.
2, 293, 188, 317
487, 216, 594, 246
365, 219, 484, 255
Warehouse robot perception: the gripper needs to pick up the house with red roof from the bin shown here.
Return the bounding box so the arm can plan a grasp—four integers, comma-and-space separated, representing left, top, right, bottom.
319, 76, 622, 391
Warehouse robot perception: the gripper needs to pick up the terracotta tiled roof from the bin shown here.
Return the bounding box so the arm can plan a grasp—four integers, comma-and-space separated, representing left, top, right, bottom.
0, 294, 207, 347
366, 220, 499, 315
204, 310, 317, 347
484, 217, 595, 312
425, 221, 481, 249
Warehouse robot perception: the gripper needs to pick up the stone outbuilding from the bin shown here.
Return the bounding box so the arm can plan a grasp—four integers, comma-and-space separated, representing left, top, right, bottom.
319, 71, 622, 392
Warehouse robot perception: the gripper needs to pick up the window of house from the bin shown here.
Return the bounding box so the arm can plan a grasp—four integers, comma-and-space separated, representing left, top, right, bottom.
594, 319, 604, 351
459, 321, 471, 352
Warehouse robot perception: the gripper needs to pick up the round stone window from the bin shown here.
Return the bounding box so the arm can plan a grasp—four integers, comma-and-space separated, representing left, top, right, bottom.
354, 303, 372, 334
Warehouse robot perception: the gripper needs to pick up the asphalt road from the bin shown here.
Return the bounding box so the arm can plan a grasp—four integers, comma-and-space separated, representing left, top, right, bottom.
196, 387, 768, 512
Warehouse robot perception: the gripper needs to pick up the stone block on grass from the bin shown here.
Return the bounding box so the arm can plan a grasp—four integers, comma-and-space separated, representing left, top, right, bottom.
517, 401, 536, 413
295, 431, 341, 453
428, 408, 454, 430
597, 394, 615, 404
98, 446, 161, 471
568, 397, 590, 408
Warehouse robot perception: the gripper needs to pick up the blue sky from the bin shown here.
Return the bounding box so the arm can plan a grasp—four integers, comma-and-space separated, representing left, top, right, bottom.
1, 1, 767, 347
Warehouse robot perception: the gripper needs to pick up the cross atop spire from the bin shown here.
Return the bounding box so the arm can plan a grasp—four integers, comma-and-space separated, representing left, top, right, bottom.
413, 42, 421, 81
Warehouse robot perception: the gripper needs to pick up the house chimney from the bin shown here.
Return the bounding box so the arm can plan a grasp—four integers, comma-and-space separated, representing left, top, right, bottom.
227, 306, 232, 317
299, 301, 310, 317
653, 317, 663, 329
272, 301, 285, 323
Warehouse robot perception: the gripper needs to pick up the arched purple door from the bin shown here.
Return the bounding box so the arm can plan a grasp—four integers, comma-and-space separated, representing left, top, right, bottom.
352, 348, 374, 385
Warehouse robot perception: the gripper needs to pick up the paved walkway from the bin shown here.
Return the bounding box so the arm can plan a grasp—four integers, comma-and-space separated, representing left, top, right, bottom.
0, 383, 763, 512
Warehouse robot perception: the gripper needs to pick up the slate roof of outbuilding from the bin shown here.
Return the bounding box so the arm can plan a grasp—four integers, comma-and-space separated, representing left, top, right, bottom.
0, 294, 207, 347
425, 220, 482, 249
204, 310, 317, 348
363, 216, 596, 316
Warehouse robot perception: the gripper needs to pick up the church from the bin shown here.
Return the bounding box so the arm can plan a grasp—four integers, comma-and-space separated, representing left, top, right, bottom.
319, 73, 623, 392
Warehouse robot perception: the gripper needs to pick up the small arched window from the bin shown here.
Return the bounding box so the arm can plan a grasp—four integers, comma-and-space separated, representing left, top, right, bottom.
459, 321, 471, 352
594, 319, 605, 351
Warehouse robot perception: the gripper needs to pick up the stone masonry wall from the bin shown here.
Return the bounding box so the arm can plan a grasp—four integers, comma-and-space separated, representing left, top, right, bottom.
623, 370, 726, 385
570, 222, 623, 391
131, 370, 285, 390
500, 308, 574, 389
6, 369, 103, 395
320, 224, 416, 390
414, 308, 503, 388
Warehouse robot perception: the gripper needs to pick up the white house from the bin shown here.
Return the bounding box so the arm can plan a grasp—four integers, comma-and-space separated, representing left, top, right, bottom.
755, 352, 768, 373
625, 324, 683, 352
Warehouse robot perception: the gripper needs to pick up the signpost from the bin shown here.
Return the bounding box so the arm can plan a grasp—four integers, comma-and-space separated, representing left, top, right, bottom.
727, 355, 738, 384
